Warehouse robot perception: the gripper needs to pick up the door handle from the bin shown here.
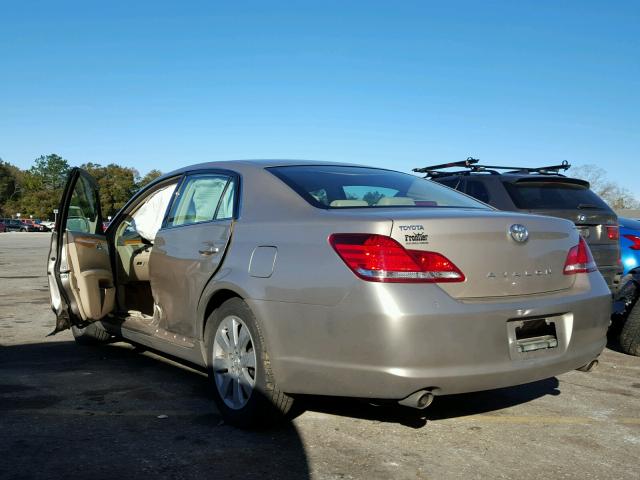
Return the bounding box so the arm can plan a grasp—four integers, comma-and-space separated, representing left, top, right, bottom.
199, 246, 220, 256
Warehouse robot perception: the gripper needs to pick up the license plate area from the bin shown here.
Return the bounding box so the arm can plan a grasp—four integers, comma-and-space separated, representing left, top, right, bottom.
514, 319, 557, 352
508, 316, 560, 357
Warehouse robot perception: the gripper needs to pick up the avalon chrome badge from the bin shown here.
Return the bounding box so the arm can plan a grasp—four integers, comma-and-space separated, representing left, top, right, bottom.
509, 224, 529, 243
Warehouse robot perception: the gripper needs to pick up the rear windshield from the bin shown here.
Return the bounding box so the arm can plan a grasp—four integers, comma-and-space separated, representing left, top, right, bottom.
268, 165, 489, 209
504, 180, 611, 211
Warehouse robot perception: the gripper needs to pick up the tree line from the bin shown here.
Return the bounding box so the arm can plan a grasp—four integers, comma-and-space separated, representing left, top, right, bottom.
1, 155, 637, 220
570, 164, 639, 210
0, 154, 162, 220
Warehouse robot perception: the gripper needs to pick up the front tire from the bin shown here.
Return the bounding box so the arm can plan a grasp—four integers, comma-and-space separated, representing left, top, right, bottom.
71, 322, 111, 345
620, 302, 640, 356
205, 297, 294, 428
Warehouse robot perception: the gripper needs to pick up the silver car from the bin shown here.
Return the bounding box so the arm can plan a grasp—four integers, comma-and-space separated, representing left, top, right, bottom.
47, 160, 611, 426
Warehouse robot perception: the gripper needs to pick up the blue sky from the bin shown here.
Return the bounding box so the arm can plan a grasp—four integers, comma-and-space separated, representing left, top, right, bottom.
1, 1, 638, 195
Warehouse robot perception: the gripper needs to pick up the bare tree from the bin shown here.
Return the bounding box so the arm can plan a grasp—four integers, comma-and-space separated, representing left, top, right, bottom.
571, 164, 640, 209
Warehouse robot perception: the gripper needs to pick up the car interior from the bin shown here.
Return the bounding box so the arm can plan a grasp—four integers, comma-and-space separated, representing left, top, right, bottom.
113, 182, 178, 318
114, 175, 235, 322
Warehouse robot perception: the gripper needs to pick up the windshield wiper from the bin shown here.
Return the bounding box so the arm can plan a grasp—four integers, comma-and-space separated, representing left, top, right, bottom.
577, 203, 599, 209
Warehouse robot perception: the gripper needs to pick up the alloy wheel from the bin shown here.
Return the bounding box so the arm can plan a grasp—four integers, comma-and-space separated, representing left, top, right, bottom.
212, 315, 257, 409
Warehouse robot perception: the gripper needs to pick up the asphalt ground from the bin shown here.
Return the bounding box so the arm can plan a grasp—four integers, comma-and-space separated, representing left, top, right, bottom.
1, 232, 639, 479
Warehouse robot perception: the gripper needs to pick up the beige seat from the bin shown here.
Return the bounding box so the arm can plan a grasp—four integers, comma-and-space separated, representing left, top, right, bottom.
329, 200, 369, 207
376, 197, 416, 206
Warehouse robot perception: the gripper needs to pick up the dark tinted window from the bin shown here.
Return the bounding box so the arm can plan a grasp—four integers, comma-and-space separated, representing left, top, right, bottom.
435, 178, 464, 190
268, 166, 488, 209
504, 180, 611, 210
465, 180, 490, 203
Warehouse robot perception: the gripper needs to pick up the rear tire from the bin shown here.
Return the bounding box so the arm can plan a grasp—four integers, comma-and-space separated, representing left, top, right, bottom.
205, 297, 294, 428
71, 322, 111, 345
620, 302, 640, 356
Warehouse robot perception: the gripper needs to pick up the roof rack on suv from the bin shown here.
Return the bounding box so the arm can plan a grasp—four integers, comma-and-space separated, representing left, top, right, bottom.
413, 158, 571, 178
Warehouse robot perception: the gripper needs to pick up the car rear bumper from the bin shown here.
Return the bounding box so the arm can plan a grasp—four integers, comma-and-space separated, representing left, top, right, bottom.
252, 272, 611, 399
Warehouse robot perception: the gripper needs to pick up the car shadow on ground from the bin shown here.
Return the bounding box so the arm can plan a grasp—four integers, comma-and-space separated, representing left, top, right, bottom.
297, 376, 561, 429
0, 341, 310, 479
0, 339, 562, 477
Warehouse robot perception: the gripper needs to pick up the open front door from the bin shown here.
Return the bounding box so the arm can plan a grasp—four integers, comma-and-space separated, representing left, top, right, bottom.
47, 168, 115, 334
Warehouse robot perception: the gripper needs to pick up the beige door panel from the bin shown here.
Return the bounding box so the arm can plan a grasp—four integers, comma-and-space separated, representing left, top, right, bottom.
130, 248, 151, 281
64, 231, 115, 321
116, 241, 149, 280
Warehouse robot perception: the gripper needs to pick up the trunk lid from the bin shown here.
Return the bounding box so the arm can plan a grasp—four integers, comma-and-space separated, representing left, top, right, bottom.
387, 209, 578, 298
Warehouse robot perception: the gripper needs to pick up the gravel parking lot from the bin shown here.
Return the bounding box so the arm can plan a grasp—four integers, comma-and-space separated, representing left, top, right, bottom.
1, 232, 639, 480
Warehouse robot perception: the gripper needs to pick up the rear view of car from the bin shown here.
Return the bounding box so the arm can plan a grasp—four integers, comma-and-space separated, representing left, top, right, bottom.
263, 165, 610, 405
48, 160, 612, 427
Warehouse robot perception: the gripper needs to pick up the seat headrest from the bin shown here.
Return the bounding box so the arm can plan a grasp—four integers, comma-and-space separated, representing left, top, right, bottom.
376, 197, 416, 206
329, 200, 369, 207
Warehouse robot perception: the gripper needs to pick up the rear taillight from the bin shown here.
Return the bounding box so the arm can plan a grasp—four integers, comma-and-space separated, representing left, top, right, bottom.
563, 237, 597, 275
329, 233, 465, 283
623, 234, 640, 250
606, 225, 619, 240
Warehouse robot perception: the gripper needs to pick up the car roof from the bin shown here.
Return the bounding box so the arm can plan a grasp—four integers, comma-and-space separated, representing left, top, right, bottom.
155, 159, 372, 182
173, 159, 362, 171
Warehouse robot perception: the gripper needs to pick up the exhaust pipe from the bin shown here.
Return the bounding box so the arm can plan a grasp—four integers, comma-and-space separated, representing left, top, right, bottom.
398, 390, 434, 410
576, 359, 599, 372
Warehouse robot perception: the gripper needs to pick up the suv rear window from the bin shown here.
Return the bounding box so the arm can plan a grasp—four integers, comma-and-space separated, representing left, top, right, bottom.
503, 179, 611, 210
268, 165, 489, 209
465, 180, 490, 204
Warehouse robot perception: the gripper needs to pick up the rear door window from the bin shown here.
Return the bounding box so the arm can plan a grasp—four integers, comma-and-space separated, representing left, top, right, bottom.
504, 180, 611, 210
166, 174, 235, 227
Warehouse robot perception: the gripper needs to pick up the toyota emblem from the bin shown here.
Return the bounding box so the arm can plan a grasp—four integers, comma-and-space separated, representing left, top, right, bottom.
509, 224, 529, 243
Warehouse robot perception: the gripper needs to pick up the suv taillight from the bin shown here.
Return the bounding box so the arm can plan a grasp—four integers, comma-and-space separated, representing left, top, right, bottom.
329, 233, 465, 283
563, 237, 597, 275
606, 225, 619, 240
